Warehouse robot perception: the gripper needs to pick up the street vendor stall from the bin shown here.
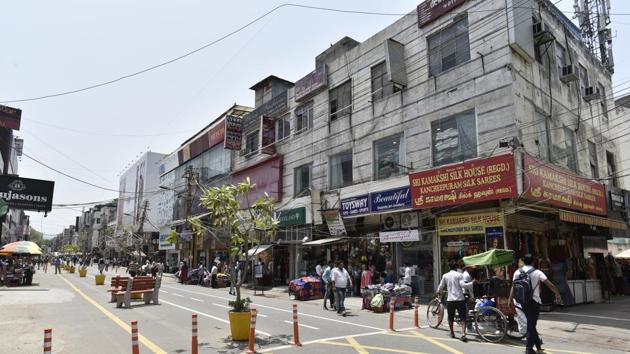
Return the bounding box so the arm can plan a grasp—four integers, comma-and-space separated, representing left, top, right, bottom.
288, 275, 324, 301
0, 241, 42, 287
362, 283, 412, 312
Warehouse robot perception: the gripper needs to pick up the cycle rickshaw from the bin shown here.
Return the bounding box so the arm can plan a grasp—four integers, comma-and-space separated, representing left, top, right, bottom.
426, 249, 526, 343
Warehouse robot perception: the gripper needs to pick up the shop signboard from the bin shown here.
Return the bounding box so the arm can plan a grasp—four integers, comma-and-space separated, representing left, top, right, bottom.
260, 115, 276, 155
437, 211, 504, 237
409, 153, 517, 209
208, 120, 226, 148
276, 207, 306, 226
224, 115, 243, 150
608, 186, 625, 213
523, 154, 607, 216
0, 175, 54, 212
158, 228, 176, 251
417, 0, 467, 28
322, 209, 347, 236
340, 194, 370, 217
295, 65, 328, 101
370, 186, 411, 212
232, 155, 283, 204
379, 229, 420, 243
0, 104, 21, 130
242, 91, 288, 130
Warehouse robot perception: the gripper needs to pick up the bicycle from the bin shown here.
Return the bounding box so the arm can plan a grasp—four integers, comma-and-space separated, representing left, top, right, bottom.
426, 292, 508, 343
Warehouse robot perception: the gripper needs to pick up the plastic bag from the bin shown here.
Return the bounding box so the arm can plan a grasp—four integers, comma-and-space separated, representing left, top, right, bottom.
371, 293, 385, 308
515, 306, 527, 334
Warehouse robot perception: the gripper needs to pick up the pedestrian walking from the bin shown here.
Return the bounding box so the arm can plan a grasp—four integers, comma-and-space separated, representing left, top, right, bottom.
210, 262, 218, 288
332, 261, 352, 315
436, 260, 474, 342
54, 257, 61, 274
322, 261, 334, 310
98, 258, 106, 275
179, 261, 188, 284
43, 256, 49, 273
509, 254, 562, 354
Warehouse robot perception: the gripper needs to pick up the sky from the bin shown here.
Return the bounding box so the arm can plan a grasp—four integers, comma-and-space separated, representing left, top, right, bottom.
0, 0, 628, 238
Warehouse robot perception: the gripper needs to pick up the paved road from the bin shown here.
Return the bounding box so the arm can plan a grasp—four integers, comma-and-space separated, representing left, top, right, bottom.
1, 267, 628, 353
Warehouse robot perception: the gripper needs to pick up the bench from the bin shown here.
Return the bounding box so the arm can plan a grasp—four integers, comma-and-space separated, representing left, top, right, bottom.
107, 276, 130, 301
114, 276, 161, 308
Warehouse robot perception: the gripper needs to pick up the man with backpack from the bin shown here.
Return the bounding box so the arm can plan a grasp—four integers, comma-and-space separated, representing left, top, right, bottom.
509, 254, 562, 354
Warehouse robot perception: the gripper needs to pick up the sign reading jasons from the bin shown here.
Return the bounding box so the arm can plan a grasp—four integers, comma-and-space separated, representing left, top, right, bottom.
409, 154, 517, 209
523, 154, 607, 216
437, 211, 504, 236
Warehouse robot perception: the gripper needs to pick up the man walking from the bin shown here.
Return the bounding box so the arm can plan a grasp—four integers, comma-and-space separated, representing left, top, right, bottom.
437, 260, 474, 342
332, 261, 352, 315
54, 257, 62, 274
509, 254, 562, 354
322, 261, 333, 310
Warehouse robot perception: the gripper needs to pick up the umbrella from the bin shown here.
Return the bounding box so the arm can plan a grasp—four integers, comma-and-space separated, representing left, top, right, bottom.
0, 241, 43, 255
463, 249, 514, 267
615, 249, 630, 259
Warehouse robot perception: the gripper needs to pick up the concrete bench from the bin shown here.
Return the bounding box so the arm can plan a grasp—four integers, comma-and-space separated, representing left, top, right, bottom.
114, 276, 161, 308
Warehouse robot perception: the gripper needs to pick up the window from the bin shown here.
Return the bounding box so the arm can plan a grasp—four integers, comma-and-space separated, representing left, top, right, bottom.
329, 80, 352, 120
96, 218, 101, 224
276, 115, 290, 141
295, 102, 313, 133
371, 62, 399, 101
564, 127, 577, 172
431, 111, 477, 166
555, 44, 566, 78
598, 83, 608, 122
536, 117, 550, 161
428, 15, 470, 76
294, 164, 312, 197
330, 151, 353, 189
607, 151, 618, 187
374, 134, 405, 180
588, 140, 599, 179
579, 64, 589, 97
245, 130, 259, 155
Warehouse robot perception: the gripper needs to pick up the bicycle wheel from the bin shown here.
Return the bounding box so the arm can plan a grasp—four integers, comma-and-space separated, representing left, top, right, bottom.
474, 306, 507, 343
426, 298, 444, 328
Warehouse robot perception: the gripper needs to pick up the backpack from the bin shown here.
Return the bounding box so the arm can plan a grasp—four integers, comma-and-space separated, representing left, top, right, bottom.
512, 267, 536, 309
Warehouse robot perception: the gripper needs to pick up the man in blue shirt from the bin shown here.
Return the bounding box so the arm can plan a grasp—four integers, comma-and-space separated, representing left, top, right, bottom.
321, 261, 334, 310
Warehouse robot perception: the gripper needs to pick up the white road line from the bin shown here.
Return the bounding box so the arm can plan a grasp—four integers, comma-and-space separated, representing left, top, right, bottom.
190, 298, 204, 302
212, 303, 231, 309
161, 290, 169, 294
164, 286, 382, 331
171, 293, 184, 297
541, 312, 630, 322
259, 329, 389, 353
283, 320, 319, 330
160, 299, 271, 337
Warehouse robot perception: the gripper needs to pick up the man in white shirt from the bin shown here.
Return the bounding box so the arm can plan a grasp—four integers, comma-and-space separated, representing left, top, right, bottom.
332, 261, 352, 315
403, 263, 412, 286
509, 254, 561, 354
437, 260, 474, 342
315, 263, 323, 278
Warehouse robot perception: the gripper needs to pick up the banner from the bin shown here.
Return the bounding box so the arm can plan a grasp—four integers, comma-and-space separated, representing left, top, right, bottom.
379, 229, 420, 243
208, 120, 226, 148
370, 186, 411, 212
340, 195, 369, 217
417, 0, 467, 27
322, 210, 347, 236
295, 65, 328, 101
437, 211, 504, 237
0, 175, 54, 212
276, 207, 306, 226
409, 154, 517, 209
523, 154, 607, 216
224, 115, 243, 150
0, 104, 21, 130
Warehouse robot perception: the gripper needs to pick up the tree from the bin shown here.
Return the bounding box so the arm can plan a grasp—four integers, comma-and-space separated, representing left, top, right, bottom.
195, 178, 277, 312
29, 227, 44, 245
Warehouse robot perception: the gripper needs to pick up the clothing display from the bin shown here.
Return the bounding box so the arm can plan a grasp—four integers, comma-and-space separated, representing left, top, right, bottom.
289, 276, 324, 301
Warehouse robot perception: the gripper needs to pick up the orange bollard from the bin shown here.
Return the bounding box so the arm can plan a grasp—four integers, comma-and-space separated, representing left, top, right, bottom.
131, 320, 140, 354
292, 304, 302, 346
389, 298, 395, 331
413, 297, 419, 328
43, 328, 52, 354
192, 313, 198, 354
247, 308, 257, 354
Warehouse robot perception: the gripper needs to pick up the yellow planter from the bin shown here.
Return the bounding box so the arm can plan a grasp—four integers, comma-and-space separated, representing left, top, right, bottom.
79, 269, 87, 277
69, 267, 75, 273
229, 310, 252, 341
131, 293, 142, 300
95, 274, 106, 285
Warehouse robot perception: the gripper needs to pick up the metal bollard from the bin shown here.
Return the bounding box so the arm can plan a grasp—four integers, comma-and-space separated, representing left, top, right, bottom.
247, 308, 257, 354
389, 298, 395, 331
131, 320, 139, 354
192, 313, 198, 354
43, 329, 52, 354
292, 304, 302, 346
413, 297, 419, 328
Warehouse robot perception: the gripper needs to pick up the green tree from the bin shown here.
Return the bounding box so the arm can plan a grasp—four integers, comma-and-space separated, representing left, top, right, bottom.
195, 178, 277, 312
29, 227, 44, 245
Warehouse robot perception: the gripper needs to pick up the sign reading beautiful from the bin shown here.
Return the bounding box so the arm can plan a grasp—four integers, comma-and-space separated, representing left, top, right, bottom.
409, 154, 517, 209
523, 154, 607, 216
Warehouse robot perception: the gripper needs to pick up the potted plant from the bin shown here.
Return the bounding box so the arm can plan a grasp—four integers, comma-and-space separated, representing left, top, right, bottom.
79, 265, 88, 277
192, 178, 277, 341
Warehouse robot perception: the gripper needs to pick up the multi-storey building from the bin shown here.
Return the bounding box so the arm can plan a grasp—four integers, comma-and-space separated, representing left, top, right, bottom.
230, 0, 626, 299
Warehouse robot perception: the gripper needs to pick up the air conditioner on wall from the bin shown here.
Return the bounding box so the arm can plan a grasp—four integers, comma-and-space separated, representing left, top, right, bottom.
400, 212, 419, 229
583, 86, 601, 101
381, 214, 400, 231
533, 21, 555, 45
560, 65, 579, 83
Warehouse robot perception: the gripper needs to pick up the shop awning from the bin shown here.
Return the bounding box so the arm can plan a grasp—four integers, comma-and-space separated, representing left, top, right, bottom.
246, 244, 274, 257
170, 212, 212, 226
559, 210, 627, 230
303, 237, 346, 246
615, 249, 630, 259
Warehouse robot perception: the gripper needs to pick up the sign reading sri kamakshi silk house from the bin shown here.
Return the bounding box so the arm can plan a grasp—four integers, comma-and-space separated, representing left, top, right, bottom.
523, 154, 607, 216
409, 154, 517, 209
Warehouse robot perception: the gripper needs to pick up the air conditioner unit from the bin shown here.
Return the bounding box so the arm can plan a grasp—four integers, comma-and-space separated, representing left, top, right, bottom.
583, 86, 601, 101
401, 212, 419, 229
533, 21, 555, 45
381, 214, 400, 231
560, 65, 579, 83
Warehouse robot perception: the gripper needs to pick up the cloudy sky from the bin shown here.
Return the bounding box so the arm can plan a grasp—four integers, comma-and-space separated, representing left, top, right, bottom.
0, 0, 628, 238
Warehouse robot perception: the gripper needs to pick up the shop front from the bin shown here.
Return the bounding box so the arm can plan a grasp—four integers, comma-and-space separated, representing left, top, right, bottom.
275, 206, 309, 285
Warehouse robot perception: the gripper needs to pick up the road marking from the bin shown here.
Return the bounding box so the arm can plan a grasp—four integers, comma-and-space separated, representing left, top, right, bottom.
164, 286, 382, 330
282, 320, 319, 330
345, 336, 368, 354
212, 302, 231, 309
190, 297, 204, 302
171, 293, 184, 297
160, 299, 271, 337
58, 275, 167, 354
541, 312, 630, 323
161, 290, 169, 294
320, 339, 428, 354
259, 330, 388, 353
408, 330, 463, 354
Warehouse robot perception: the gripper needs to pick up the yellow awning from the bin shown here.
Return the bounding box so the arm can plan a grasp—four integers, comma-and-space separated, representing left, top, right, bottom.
559, 210, 627, 230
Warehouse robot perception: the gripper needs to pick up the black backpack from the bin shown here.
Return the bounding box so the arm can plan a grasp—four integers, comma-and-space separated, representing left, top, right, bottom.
512, 268, 535, 309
